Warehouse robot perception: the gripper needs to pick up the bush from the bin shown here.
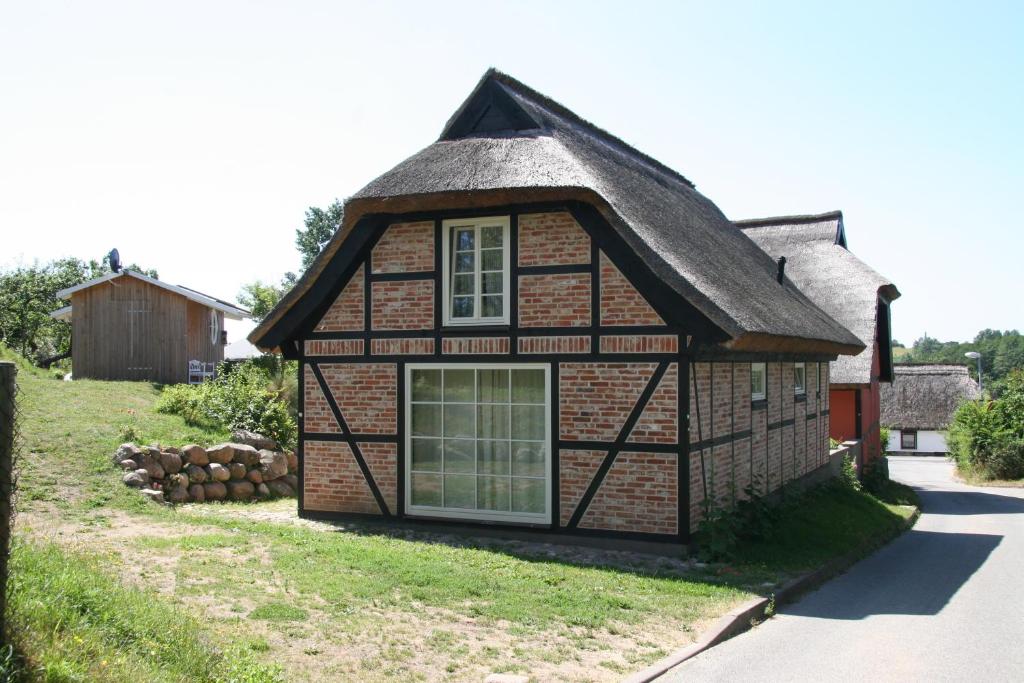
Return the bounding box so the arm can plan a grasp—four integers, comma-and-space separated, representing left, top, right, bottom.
156, 361, 296, 447
949, 370, 1024, 480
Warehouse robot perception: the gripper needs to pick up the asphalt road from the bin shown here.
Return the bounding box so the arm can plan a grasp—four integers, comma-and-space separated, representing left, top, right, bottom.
661, 456, 1024, 682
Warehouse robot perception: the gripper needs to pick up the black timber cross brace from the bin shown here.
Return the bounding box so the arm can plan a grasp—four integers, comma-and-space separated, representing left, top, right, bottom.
309, 363, 392, 517
566, 361, 670, 529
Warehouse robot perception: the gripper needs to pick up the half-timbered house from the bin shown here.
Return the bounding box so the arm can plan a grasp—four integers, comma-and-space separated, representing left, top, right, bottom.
249, 70, 864, 544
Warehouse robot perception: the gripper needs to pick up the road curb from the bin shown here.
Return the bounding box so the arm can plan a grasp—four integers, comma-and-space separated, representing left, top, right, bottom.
622, 506, 921, 683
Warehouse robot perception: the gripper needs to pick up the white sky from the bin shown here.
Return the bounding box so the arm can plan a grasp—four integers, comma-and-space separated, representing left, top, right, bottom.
2, 1, 1021, 345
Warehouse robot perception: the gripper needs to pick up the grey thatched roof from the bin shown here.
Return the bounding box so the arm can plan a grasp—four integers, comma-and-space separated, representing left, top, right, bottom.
880, 364, 980, 430
250, 70, 864, 355
737, 212, 899, 384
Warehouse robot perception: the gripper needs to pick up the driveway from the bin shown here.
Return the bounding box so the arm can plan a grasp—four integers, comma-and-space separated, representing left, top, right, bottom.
660, 456, 1024, 681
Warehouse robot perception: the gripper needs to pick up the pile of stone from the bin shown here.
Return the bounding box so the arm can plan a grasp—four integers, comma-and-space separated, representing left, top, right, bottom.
114, 430, 298, 505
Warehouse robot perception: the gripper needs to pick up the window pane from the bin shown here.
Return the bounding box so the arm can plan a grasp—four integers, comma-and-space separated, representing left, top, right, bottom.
455, 229, 474, 252
511, 369, 545, 403
443, 439, 475, 473
482, 295, 503, 319
443, 405, 474, 438
511, 478, 545, 514
481, 249, 503, 271
478, 369, 509, 403
455, 252, 475, 273
480, 226, 503, 248
443, 369, 475, 402
511, 405, 545, 440
452, 296, 474, 318
482, 272, 503, 294
444, 474, 475, 508
411, 404, 441, 437
512, 442, 545, 478
478, 476, 510, 511
454, 274, 474, 295
477, 404, 509, 440
411, 473, 442, 506
477, 440, 510, 475
411, 438, 441, 472
411, 369, 441, 402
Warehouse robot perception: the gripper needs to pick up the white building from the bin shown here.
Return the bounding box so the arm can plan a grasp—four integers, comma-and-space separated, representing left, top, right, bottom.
880, 364, 980, 454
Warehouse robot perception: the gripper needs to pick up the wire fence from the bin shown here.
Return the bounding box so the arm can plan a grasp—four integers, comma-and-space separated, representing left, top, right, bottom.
0, 361, 18, 644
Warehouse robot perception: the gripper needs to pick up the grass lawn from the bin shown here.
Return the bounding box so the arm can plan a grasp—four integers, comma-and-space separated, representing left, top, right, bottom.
954, 462, 1024, 488
2, 346, 917, 681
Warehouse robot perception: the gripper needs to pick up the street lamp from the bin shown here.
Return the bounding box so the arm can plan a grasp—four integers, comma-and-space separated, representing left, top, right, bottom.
965, 351, 982, 393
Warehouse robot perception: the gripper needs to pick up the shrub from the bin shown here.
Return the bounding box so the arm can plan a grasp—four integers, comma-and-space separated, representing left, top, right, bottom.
156, 361, 296, 447
949, 370, 1024, 480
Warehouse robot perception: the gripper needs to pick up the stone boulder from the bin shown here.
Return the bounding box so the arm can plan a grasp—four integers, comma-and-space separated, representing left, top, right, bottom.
159, 451, 182, 474
226, 480, 255, 502
256, 482, 271, 498
181, 444, 209, 467
186, 464, 208, 484
139, 455, 165, 481
118, 458, 138, 471
208, 463, 231, 482
231, 429, 279, 451
167, 484, 190, 505
282, 474, 299, 493
286, 451, 298, 473
203, 481, 227, 501
246, 469, 263, 485
139, 488, 165, 504
230, 443, 260, 467
228, 462, 247, 480
188, 484, 206, 503
206, 444, 235, 465
267, 479, 294, 498
166, 472, 189, 490
113, 443, 142, 465
259, 450, 288, 481
123, 469, 150, 488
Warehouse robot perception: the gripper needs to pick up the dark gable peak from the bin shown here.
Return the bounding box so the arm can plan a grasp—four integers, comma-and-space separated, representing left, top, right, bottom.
441, 74, 543, 140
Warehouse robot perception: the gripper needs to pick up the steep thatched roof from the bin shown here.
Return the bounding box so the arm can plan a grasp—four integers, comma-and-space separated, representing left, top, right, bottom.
737, 212, 899, 384
250, 70, 863, 355
880, 364, 980, 430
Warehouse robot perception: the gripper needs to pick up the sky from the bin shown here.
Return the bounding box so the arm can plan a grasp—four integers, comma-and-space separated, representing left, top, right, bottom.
2, 0, 1021, 346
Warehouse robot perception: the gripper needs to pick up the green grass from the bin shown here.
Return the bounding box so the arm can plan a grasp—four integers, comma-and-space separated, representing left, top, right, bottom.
4, 539, 282, 682
249, 602, 309, 622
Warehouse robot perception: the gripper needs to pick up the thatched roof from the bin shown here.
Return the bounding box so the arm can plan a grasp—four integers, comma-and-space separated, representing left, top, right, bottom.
737, 212, 899, 384
880, 364, 980, 430
250, 70, 864, 355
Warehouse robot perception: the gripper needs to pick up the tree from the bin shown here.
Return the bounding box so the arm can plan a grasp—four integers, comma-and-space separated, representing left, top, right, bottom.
295, 200, 343, 270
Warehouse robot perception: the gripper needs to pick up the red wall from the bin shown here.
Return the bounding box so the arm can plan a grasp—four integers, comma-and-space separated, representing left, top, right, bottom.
828, 339, 884, 468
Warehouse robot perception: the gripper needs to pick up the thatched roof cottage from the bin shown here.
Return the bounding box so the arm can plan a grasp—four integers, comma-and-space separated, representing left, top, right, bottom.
250, 70, 863, 544
737, 212, 899, 466
881, 364, 980, 453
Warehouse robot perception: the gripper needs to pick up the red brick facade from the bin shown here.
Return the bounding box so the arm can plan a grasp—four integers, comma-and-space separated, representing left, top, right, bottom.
599, 252, 665, 326
371, 338, 435, 356
579, 452, 677, 535
304, 441, 377, 513
518, 273, 591, 327
371, 221, 434, 273
518, 212, 590, 266
441, 337, 510, 354
559, 363, 657, 442
317, 363, 397, 434
316, 265, 364, 332
518, 336, 591, 354
371, 279, 434, 331
305, 339, 363, 356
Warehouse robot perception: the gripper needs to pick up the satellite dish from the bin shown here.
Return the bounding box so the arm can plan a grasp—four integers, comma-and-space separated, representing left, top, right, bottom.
108, 248, 121, 273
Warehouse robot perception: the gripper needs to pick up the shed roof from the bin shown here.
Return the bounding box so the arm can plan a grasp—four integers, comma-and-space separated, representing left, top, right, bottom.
53, 270, 249, 319
880, 364, 980, 430
250, 69, 863, 356
737, 212, 899, 384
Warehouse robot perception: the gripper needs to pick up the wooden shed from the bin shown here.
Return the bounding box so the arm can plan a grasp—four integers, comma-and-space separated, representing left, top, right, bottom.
51, 270, 249, 384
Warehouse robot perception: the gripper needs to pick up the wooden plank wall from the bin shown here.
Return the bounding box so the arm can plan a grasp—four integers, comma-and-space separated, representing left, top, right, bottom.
70, 278, 222, 384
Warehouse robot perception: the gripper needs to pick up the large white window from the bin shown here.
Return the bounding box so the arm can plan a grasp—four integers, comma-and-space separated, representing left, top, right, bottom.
794, 362, 806, 395
442, 216, 510, 326
405, 364, 550, 523
751, 362, 766, 401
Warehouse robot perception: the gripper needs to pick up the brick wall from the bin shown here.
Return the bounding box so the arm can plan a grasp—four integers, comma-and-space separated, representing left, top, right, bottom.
518, 273, 591, 327
518, 336, 591, 354
628, 363, 678, 444
317, 363, 397, 434
303, 365, 340, 434
599, 252, 665, 326
371, 221, 434, 273
358, 441, 398, 514
304, 441, 378, 514
316, 265, 364, 332
518, 212, 590, 266
579, 452, 677, 535
559, 449, 604, 525
559, 363, 657, 442
441, 337, 510, 354
371, 338, 435, 356
371, 279, 433, 331
305, 339, 363, 356
600, 335, 678, 354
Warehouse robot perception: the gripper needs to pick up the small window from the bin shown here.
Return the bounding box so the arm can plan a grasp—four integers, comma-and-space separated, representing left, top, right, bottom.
442, 216, 511, 326
209, 309, 220, 346
901, 430, 918, 450
793, 362, 806, 395
751, 362, 766, 401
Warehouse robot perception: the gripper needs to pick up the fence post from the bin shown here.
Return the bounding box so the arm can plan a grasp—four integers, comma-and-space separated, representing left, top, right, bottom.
0, 361, 16, 643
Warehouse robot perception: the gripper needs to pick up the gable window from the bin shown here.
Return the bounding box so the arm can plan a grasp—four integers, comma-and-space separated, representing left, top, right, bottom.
793, 362, 806, 395
442, 216, 510, 325
901, 430, 918, 450
751, 363, 766, 401
209, 309, 220, 346
406, 364, 550, 523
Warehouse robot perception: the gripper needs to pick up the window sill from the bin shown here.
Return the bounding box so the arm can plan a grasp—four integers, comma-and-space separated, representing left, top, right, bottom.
440, 324, 512, 334
794, 393, 807, 403
751, 398, 768, 410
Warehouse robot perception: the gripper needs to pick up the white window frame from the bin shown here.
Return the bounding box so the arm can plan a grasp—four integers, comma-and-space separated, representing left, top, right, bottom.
209, 309, 220, 346
751, 362, 766, 401
404, 362, 551, 524
794, 362, 806, 395
441, 216, 511, 326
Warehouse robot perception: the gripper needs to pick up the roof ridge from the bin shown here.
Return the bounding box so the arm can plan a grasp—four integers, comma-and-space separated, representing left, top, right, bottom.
485, 69, 696, 189
734, 210, 843, 228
